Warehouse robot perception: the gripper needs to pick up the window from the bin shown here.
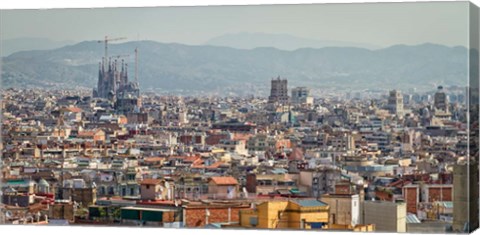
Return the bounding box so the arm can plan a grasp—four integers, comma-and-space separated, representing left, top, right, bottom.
128, 174, 135, 181
146, 185, 150, 190
250, 217, 258, 227
108, 187, 115, 195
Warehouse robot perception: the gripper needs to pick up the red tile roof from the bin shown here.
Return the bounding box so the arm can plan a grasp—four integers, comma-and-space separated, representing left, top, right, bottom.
288, 147, 304, 161
191, 161, 224, 169
184, 156, 200, 162
209, 176, 238, 185
233, 133, 251, 141
140, 179, 162, 185
66, 107, 83, 113
78, 130, 103, 137
144, 157, 165, 162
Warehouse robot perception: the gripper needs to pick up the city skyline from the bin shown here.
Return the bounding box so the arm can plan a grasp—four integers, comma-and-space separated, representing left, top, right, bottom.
1, 2, 478, 232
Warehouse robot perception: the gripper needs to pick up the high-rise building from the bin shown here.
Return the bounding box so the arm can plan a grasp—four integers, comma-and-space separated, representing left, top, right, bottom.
387, 90, 404, 116
268, 77, 289, 104
291, 87, 314, 105
434, 85, 448, 112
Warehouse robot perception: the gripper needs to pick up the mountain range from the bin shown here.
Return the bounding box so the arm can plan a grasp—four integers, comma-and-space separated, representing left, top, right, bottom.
1, 40, 468, 96
1, 37, 76, 57
205, 32, 381, 50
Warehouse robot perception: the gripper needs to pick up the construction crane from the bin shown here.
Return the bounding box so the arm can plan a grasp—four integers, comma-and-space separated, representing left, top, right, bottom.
110, 54, 130, 60
109, 54, 131, 65
134, 47, 138, 82
97, 36, 127, 65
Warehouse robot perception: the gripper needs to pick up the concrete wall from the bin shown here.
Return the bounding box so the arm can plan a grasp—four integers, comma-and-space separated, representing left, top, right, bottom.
363, 201, 406, 232
140, 184, 160, 200
407, 221, 449, 233
321, 194, 360, 226
208, 184, 237, 199
453, 164, 479, 232
299, 171, 313, 187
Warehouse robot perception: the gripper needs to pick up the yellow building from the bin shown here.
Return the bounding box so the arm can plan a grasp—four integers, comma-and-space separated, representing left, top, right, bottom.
239, 199, 329, 229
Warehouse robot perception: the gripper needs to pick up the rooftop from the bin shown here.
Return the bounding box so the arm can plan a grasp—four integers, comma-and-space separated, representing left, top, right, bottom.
209, 176, 238, 185
292, 199, 327, 207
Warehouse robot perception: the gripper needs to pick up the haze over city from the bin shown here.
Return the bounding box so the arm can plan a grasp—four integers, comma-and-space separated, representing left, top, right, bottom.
1, 2, 469, 49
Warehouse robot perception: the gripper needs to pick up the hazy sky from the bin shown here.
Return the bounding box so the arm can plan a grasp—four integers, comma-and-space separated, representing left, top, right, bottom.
1, 2, 470, 48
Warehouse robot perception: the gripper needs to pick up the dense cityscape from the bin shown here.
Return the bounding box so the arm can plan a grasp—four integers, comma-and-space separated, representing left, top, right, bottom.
0, 40, 479, 234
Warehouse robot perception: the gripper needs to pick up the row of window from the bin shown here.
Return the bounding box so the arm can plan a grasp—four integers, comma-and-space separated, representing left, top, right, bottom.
257, 180, 295, 186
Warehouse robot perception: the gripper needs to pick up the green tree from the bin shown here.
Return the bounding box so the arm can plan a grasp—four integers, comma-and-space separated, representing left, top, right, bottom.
98, 207, 107, 221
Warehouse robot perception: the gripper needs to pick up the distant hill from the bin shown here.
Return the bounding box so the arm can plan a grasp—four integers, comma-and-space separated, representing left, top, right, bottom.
205, 32, 381, 50
1, 40, 468, 96
1, 37, 76, 56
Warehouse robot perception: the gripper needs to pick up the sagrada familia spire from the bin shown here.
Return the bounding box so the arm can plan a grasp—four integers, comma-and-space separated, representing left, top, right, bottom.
93, 55, 141, 114
93, 58, 130, 100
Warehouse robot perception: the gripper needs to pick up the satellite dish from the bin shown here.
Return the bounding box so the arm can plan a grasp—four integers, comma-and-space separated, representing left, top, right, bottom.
175, 200, 179, 207
5, 211, 13, 218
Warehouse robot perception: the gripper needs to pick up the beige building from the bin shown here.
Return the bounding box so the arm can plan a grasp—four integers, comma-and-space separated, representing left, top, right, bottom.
298, 167, 342, 197
208, 176, 239, 199
247, 173, 298, 195
239, 199, 329, 229
321, 193, 360, 226
363, 200, 406, 232
140, 179, 174, 201
217, 139, 248, 155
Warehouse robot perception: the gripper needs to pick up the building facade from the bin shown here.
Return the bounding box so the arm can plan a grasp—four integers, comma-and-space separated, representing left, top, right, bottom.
268, 77, 289, 104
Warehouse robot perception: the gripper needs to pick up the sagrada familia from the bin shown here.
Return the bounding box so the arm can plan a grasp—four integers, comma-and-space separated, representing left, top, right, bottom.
93, 57, 141, 114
